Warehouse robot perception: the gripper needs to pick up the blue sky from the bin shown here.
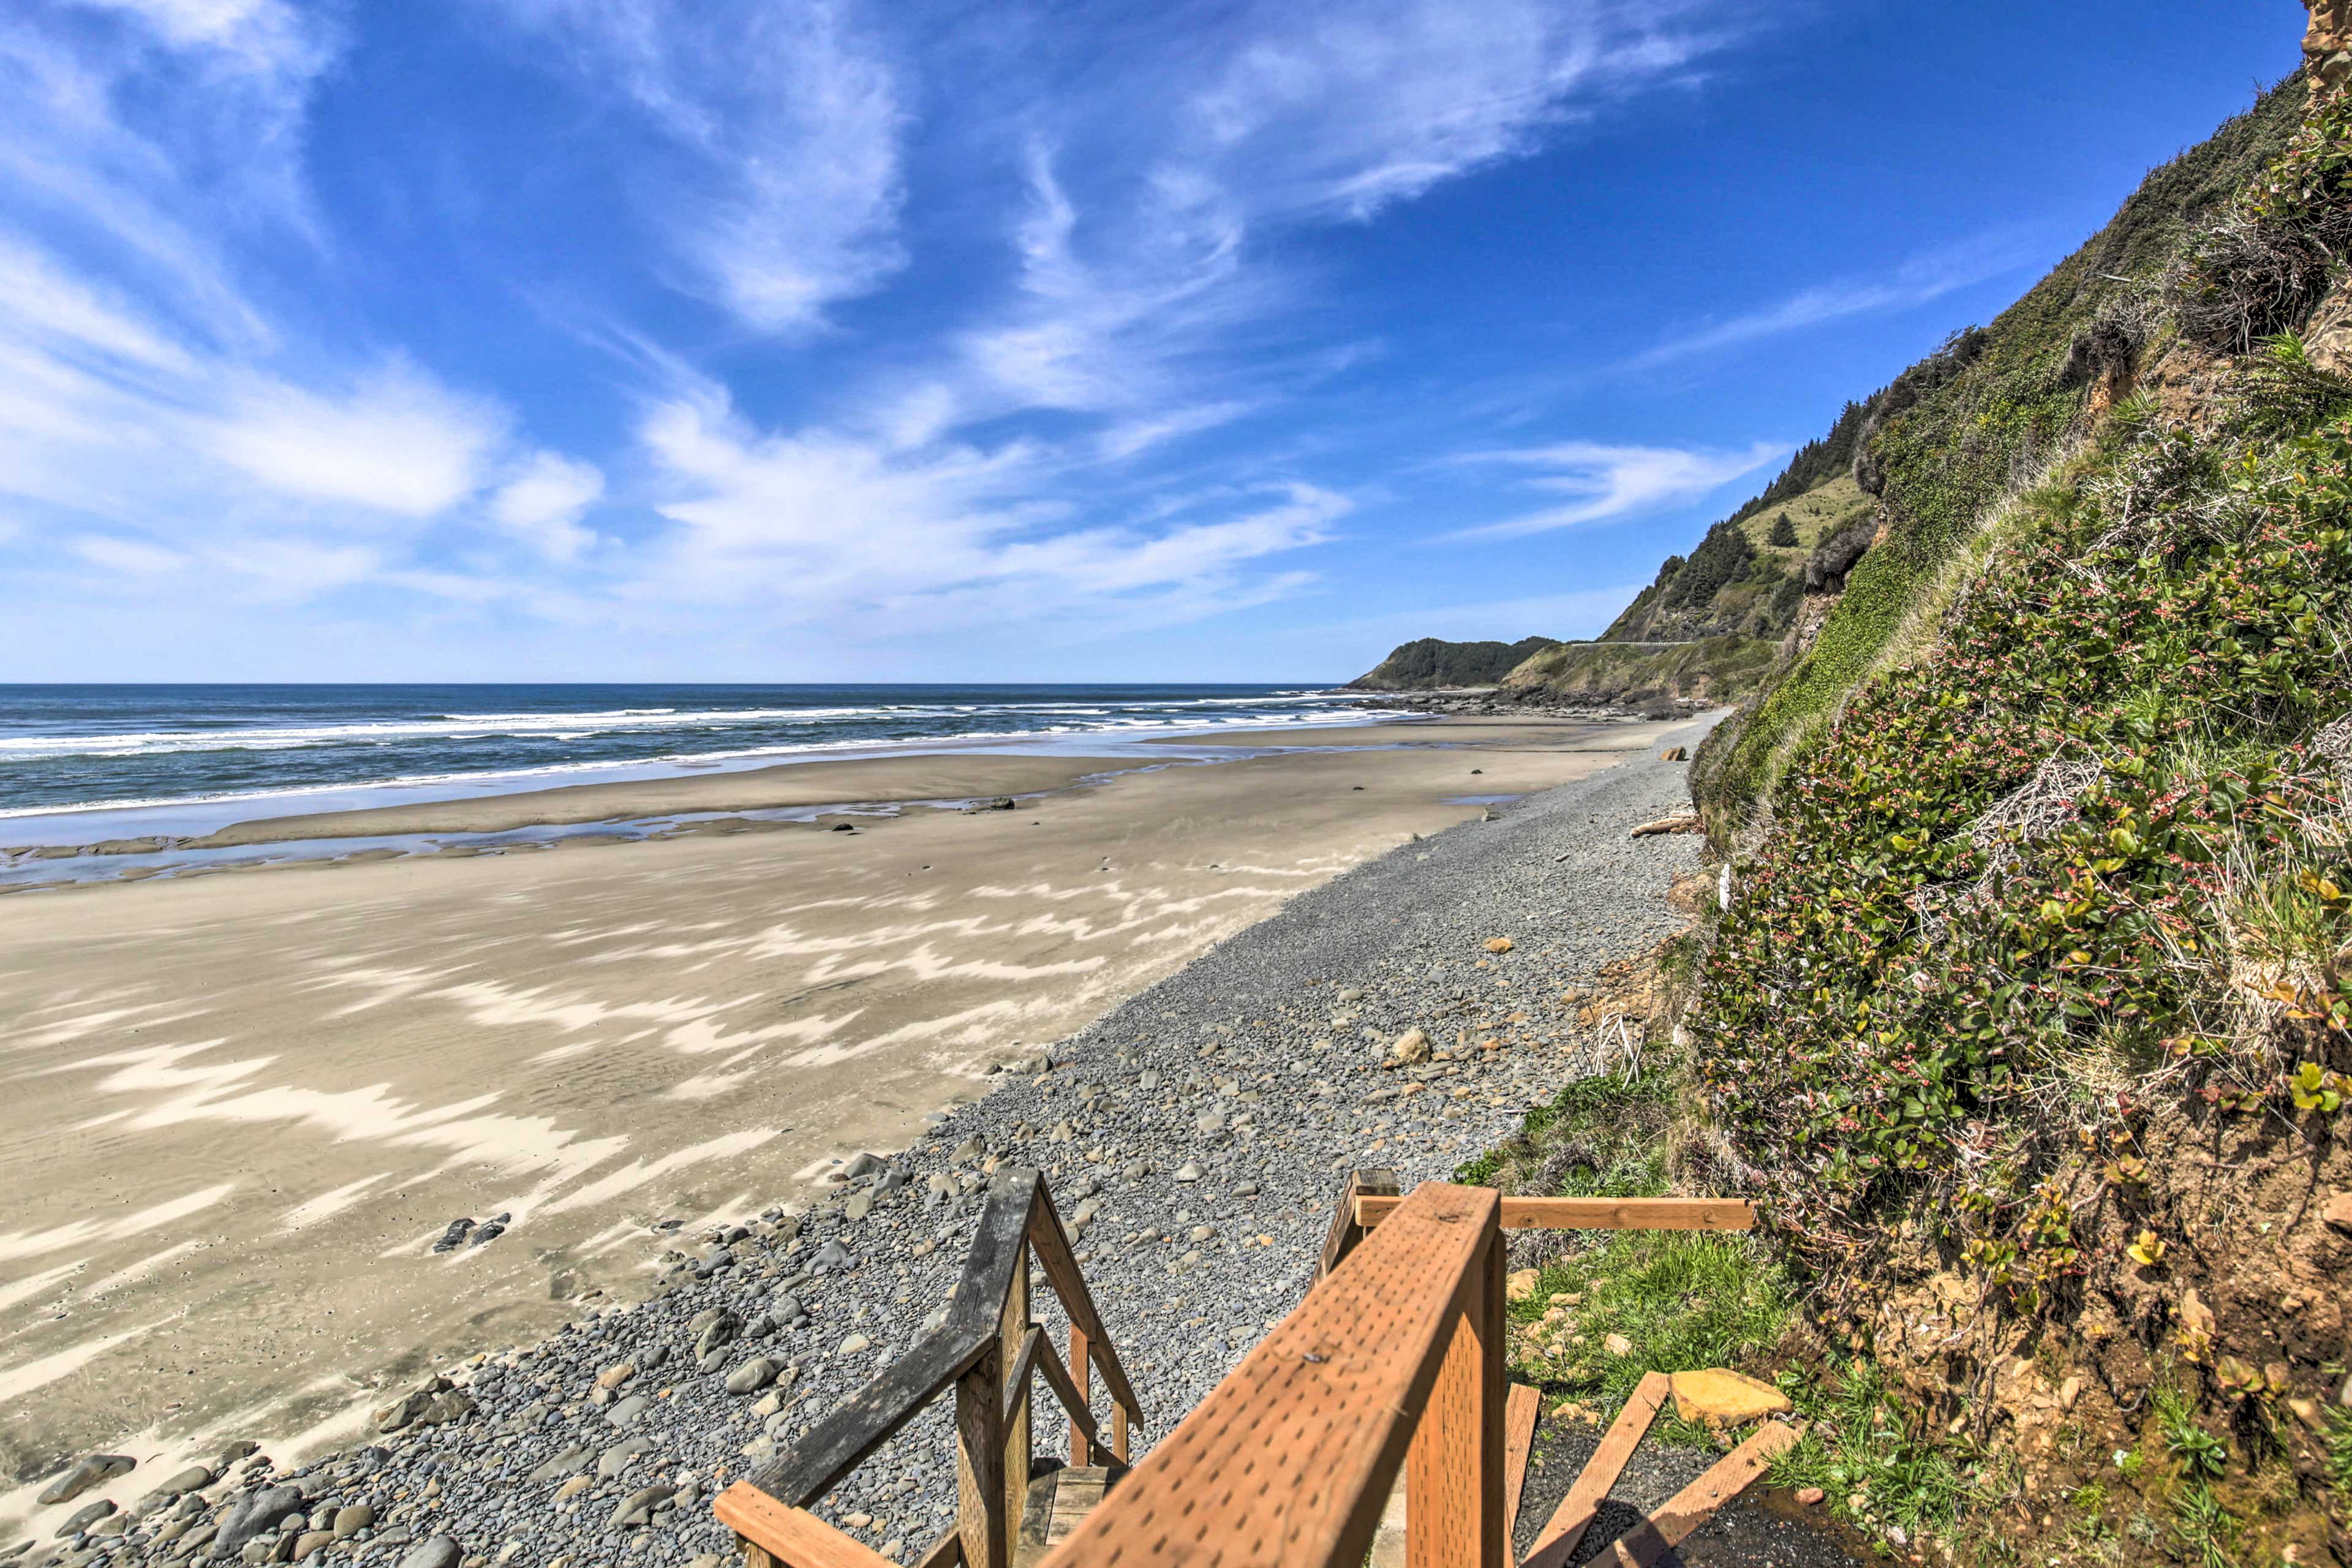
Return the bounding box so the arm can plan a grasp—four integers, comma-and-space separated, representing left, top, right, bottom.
0, 0, 2308, 682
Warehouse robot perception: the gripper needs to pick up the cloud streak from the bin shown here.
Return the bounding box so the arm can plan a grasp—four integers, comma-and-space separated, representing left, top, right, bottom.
482, 0, 907, 333
0, 0, 1809, 674
1450, 439, 1786, 538
1623, 238, 2026, 370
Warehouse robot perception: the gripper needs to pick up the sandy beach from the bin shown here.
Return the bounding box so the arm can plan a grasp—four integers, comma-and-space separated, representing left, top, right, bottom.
0, 713, 1680, 1523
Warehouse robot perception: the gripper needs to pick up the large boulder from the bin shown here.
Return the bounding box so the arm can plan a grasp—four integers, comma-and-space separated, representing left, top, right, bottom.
215, 1487, 306, 1556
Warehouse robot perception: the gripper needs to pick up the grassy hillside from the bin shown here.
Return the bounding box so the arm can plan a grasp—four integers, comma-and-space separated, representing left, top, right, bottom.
1498, 633, 1777, 708
1453, 59, 2352, 1568
1498, 424, 1883, 709
1694, 81, 2310, 824
1657, 69, 2352, 1568
1346, 634, 1561, 690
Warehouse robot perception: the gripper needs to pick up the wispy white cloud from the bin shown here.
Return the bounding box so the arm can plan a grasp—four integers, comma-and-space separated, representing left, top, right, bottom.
199, 367, 505, 518
482, 0, 907, 333
943, 1, 1754, 434
0, 2, 561, 606
1623, 238, 2026, 369
1188, 0, 1737, 222
1, 0, 1803, 672
1450, 439, 1785, 538
492, 452, 606, 561
630, 380, 1340, 638
71, 532, 184, 575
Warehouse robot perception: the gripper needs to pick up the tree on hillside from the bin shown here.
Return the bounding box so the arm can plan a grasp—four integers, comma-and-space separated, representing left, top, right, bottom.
1768, 512, 1798, 546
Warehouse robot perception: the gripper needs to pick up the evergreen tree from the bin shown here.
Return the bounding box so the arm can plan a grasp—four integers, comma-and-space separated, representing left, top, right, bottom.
1768, 511, 1798, 547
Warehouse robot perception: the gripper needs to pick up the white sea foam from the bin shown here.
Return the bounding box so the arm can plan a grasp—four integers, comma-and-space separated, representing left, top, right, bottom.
0, 699, 1398, 823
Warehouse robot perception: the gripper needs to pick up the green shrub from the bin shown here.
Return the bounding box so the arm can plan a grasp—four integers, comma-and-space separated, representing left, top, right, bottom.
1694, 405, 2352, 1279
1698, 78, 2307, 826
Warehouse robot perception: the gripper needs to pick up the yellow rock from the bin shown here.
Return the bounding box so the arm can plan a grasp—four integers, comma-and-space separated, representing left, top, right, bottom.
1484, 937, 1515, 954
1669, 1368, 1791, 1426
1506, 1268, 1539, 1302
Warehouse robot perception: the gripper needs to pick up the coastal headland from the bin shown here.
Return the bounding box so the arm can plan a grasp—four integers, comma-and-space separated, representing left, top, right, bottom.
0, 712, 1687, 1532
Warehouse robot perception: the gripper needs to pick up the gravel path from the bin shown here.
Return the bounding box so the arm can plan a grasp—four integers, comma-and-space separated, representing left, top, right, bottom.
18, 716, 1855, 1568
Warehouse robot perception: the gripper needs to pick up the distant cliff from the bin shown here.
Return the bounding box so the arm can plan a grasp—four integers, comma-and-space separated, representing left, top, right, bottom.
1346, 402, 1885, 709
1346, 635, 1561, 690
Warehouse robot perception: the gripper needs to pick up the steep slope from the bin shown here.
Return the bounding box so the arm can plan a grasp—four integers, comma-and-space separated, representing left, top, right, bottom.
1490, 407, 1883, 709
1658, 53, 2352, 1568
1346, 634, 1561, 690
1694, 78, 2309, 823
1345, 407, 1881, 705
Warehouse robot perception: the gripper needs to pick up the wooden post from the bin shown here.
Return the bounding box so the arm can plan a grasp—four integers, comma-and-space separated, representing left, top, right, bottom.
1068, 1323, 1091, 1467
1406, 1219, 1504, 1568
1001, 1239, 1032, 1533
1110, 1393, 1129, 1464
954, 1346, 1008, 1568
1321, 1168, 1401, 1278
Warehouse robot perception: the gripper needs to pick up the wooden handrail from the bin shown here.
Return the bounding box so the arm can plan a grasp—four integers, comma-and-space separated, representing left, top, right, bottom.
726, 1167, 1146, 1568
1014, 1322, 1115, 1467
1355, 1194, 1754, 1233
716, 1486, 900, 1568
1003, 1325, 1044, 1422
1321, 1166, 1400, 1278
1036, 1182, 1505, 1568
1023, 1179, 1145, 1447
729, 1167, 1776, 1568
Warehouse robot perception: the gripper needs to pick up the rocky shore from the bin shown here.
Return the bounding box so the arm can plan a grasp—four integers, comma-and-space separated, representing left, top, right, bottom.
1355, 689, 1713, 722
9, 725, 1719, 1568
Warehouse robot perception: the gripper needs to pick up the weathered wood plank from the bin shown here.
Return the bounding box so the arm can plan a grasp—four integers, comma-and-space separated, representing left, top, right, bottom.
1035, 1182, 1499, 1568
1357, 1195, 1754, 1234
1044, 1468, 1110, 1546
747, 1326, 991, 1506
1604, 1421, 1801, 1568
956, 1346, 1009, 1568
1066, 1324, 1091, 1468
1024, 1178, 1147, 1438
1014, 1466, 1059, 1568
1521, 1371, 1669, 1568
1000, 1240, 1031, 1547
1321, 1167, 1401, 1279
715, 1485, 900, 1568
1501, 1384, 1541, 1551
1408, 1222, 1504, 1568
912, 1528, 963, 1568
1027, 1322, 1110, 1466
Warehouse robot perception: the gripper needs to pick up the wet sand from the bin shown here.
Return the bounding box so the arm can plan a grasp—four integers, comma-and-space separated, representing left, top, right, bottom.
176, 753, 1143, 849
0, 714, 1678, 1521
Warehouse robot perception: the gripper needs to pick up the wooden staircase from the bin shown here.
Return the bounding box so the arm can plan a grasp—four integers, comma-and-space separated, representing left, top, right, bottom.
1012, 1464, 1121, 1568
715, 1167, 1787, 1568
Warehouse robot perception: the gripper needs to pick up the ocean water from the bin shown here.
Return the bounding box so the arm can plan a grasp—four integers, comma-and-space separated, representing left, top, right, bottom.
0, 683, 1389, 826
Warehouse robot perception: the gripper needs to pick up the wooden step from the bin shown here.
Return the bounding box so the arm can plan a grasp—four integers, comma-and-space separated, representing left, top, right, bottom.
1014, 1466, 1121, 1568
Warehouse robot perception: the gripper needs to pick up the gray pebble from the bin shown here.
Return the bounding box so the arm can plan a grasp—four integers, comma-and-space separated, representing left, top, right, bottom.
394, 1536, 461, 1568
